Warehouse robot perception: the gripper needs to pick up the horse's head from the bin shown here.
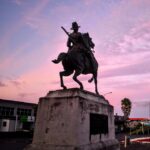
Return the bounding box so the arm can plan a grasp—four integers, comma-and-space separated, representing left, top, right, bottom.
82, 33, 95, 49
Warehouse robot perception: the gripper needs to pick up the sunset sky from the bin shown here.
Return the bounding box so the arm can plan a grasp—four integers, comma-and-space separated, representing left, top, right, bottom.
0, 0, 150, 117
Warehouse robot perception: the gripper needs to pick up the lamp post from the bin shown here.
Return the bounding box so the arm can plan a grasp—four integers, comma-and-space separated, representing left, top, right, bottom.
103, 92, 112, 96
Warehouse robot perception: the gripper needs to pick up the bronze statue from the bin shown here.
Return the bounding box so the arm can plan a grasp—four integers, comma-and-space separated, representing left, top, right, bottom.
52, 22, 99, 95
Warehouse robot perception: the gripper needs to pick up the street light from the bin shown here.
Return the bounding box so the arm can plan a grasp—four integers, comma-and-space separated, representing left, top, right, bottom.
103, 92, 112, 96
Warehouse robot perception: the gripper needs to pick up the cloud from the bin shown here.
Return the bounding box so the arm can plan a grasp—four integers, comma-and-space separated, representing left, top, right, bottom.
0, 0, 50, 51
10, 80, 25, 88
13, 0, 24, 5
101, 21, 150, 55
0, 43, 30, 70
101, 74, 150, 89
18, 92, 36, 98
82, 0, 99, 6
0, 81, 6, 87
93, 0, 150, 57
25, 15, 52, 36
117, 21, 150, 53
96, 21, 150, 83
133, 101, 150, 107
132, 0, 150, 6
101, 58, 150, 79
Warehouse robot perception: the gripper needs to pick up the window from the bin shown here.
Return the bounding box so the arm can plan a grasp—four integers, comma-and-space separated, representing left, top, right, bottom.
17, 108, 32, 116
0, 106, 14, 116
3, 121, 7, 127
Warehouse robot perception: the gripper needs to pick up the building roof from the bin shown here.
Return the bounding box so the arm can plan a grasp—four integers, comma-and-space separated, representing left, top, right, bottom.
128, 118, 150, 121
0, 99, 37, 106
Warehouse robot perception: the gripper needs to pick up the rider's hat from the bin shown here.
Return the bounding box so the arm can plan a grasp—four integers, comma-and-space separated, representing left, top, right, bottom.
71, 22, 80, 30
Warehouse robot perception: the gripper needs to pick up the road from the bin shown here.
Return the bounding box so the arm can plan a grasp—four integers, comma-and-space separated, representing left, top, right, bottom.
0, 138, 31, 150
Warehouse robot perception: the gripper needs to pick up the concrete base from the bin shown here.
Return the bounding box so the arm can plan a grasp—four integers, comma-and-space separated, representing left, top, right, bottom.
25, 139, 119, 150
25, 88, 120, 150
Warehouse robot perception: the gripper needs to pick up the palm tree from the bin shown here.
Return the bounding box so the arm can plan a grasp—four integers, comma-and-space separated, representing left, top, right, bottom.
121, 98, 132, 120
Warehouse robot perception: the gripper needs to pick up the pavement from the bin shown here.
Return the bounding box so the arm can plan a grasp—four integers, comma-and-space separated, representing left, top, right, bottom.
0, 138, 31, 150
0, 134, 150, 150
116, 133, 150, 150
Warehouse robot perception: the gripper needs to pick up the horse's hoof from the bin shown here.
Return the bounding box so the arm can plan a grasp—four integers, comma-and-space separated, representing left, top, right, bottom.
96, 91, 100, 95
63, 86, 67, 90
52, 59, 59, 64
80, 87, 84, 90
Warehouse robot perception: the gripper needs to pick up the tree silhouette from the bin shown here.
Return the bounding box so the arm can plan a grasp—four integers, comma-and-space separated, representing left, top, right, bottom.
121, 98, 132, 120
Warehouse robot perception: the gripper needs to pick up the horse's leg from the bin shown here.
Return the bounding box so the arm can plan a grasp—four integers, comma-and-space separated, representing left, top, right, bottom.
73, 69, 83, 90
93, 71, 99, 95
52, 53, 66, 64
60, 70, 73, 89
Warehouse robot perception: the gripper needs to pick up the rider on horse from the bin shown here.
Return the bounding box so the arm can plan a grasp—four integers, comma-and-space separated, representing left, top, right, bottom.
52, 22, 96, 72
67, 22, 85, 53
52, 22, 99, 94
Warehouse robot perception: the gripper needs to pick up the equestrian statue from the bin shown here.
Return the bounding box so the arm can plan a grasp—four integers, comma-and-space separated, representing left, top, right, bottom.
52, 22, 99, 95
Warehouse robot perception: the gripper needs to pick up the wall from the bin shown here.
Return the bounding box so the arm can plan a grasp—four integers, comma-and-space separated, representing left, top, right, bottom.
0, 119, 10, 132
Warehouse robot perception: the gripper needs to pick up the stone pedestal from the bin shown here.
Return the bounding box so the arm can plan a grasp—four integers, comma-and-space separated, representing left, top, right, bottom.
25, 88, 119, 150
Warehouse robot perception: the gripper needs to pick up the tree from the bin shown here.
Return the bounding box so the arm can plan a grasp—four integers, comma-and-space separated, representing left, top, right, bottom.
121, 98, 132, 120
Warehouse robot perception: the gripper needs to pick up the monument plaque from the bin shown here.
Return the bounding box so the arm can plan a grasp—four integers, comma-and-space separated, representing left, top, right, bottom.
90, 113, 108, 136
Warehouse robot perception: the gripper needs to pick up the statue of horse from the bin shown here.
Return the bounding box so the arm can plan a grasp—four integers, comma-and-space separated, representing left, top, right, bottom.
52, 33, 99, 95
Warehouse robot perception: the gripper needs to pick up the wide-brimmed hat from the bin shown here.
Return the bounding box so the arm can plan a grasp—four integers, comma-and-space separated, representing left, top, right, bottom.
71, 22, 80, 30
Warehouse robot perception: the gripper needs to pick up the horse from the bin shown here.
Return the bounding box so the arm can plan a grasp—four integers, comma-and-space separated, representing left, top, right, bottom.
52, 33, 99, 95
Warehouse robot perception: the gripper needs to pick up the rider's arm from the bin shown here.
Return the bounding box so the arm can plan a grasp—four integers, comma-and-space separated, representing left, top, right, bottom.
67, 37, 72, 49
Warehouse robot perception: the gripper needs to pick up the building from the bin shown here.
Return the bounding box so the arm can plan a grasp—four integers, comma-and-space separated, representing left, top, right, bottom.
128, 118, 150, 121
114, 114, 125, 133
0, 99, 37, 132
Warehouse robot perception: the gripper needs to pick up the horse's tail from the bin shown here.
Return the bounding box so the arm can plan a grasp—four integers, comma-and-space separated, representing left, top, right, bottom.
88, 76, 94, 83
52, 52, 67, 64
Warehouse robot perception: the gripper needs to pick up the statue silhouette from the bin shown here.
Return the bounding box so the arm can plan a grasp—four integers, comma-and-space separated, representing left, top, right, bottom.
52, 22, 99, 95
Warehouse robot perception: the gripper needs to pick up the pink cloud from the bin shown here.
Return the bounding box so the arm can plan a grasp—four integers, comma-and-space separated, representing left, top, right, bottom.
0, 43, 30, 70
83, 0, 99, 6
18, 92, 36, 98
100, 20, 150, 55
0, 63, 52, 102
132, 0, 150, 6
0, 81, 6, 87
25, 16, 52, 36
0, 0, 50, 51
10, 80, 25, 89
117, 21, 150, 52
